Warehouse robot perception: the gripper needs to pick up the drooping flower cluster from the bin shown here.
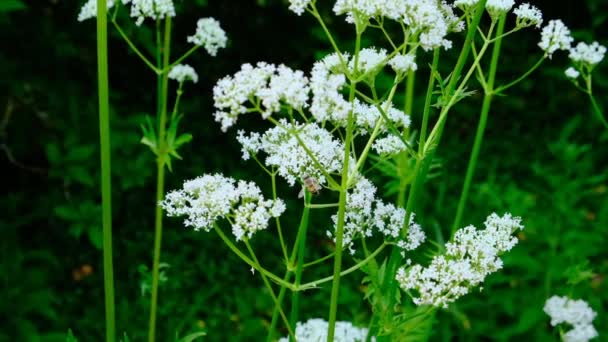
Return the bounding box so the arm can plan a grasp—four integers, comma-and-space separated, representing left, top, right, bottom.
538, 20, 573, 57
327, 178, 425, 254
513, 3, 543, 28
213, 63, 309, 131
127, 0, 176, 26
568, 42, 607, 67
278, 318, 373, 342
544, 296, 598, 342
161, 174, 286, 240
168, 64, 198, 83
187, 18, 228, 57
396, 213, 523, 308
236, 120, 347, 187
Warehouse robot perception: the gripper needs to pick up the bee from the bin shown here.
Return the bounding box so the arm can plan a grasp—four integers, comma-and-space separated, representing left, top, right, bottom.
298, 174, 322, 198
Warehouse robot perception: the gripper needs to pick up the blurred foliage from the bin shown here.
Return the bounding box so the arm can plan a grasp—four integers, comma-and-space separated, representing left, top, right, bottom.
1, 0, 606, 341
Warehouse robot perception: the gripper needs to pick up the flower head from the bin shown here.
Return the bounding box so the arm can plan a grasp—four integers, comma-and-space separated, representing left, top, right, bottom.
569, 41, 607, 67
168, 64, 198, 83
397, 213, 523, 308
544, 296, 598, 342
287, 0, 312, 15
187, 18, 227, 56
539, 20, 573, 57
564, 67, 580, 79
513, 3, 543, 28
278, 318, 372, 342
161, 174, 285, 240
78, 0, 117, 22
129, 0, 176, 26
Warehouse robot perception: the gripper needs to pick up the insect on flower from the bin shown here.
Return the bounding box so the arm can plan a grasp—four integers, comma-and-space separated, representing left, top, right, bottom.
298, 174, 322, 198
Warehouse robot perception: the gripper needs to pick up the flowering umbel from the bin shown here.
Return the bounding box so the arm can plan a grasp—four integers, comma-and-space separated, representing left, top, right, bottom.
544, 296, 598, 342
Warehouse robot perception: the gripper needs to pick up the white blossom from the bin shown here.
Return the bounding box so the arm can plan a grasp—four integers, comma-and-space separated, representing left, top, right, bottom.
187, 17, 227, 56
372, 135, 408, 156
565, 67, 580, 79
160, 174, 285, 240
129, 0, 175, 26
349, 47, 387, 76
213, 63, 309, 131
569, 41, 607, 67
402, 0, 457, 51
353, 100, 411, 135
309, 53, 351, 124
513, 3, 543, 28
389, 54, 417, 74
486, 0, 514, 18
539, 20, 573, 57
237, 121, 347, 186
544, 296, 598, 342
77, 0, 117, 22
278, 318, 373, 342
287, 0, 312, 15
396, 213, 523, 308
168, 64, 198, 83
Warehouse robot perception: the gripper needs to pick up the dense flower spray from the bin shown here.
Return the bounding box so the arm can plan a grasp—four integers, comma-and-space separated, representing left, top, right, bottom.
544, 296, 598, 342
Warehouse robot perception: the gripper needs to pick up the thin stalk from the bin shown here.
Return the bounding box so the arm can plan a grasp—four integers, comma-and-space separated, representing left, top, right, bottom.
452, 15, 506, 235
494, 55, 545, 94
148, 17, 172, 342
111, 20, 159, 74
377, 3, 488, 339
586, 76, 608, 129
271, 173, 289, 263
326, 25, 362, 341
419, 49, 441, 149
404, 71, 416, 115
289, 191, 312, 341
303, 252, 335, 268
167, 45, 200, 71
96, 0, 115, 340
170, 83, 183, 119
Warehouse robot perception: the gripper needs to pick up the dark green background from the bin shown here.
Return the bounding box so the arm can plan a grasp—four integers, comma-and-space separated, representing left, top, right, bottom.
1, 0, 606, 341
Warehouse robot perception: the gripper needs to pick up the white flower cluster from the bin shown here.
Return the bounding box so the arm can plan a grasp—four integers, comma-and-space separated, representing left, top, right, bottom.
565, 67, 580, 79
236, 120, 346, 187
396, 213, 523, 308
372, 135, 407, 156
486, 0, 514, 18
287, 0, 312, 16
168, 64, 198, 83
278, 318, 372, 342
539, 20, 573, 57
349, 47, 387, 76
127, 0, 176, 26
160, 174, 285, 240
187, 18, 228, 57
569, 41, 607, 67
327, 178, 425, 254
513, 3, 543, 28
388, 54, 417, 75
213, 63, 309, 132
544, 296, 598, 342
77, 0, 119, 22
353, 100, 411, 135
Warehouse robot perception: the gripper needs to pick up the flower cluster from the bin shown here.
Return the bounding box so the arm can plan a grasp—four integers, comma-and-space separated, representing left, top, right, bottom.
187, 18, 228, 57
288, 0, 312, 16
168, 64, 198, 83
327, 178, 425, 254
565, 67, 580, 79
569, 42, 607, 67
396, 213, 523, 308
126, 0, 176, 26
279, 318, 372, 342
513, 3, 543, 28
538, 20, 573, 57
161, 174, 285, 240
213, 63, 309, 131
78, 0, 117, 22
389, 54, 417, 75
236, 120, 347, 187
372, 135, 408, 156
544, 296, 598, 342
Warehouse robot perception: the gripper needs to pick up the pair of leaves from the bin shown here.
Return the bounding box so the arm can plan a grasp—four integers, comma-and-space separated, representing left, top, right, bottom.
141, 115, 193, 171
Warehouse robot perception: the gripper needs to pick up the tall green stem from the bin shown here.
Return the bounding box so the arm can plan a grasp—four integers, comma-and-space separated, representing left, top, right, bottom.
451, 15, 506, 234
289, 191, 312, 341
96, 1, 115, 341
326, 26, 362, 342
148, 17, 172, 342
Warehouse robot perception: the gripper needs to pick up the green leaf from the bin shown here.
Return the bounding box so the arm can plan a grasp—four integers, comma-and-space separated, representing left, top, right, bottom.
0, 0, 27, 12
66, 329, 78, 342
178, 331, 207, 342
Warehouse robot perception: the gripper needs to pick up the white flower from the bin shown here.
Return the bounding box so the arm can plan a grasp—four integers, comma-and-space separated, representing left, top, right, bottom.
402, 0, 456, 51
486, 0, 514, 18
396, 213, 523, 308
187, 17, 227, 56
569, 41, 607, 67
161, 174, 285, 240
129, 0, 176, 26
238, 121, 347, 186
287, 0, 312, 15
333, 0, 387, 24
565, 67, 580, 79
513, 3, 543, 28
372, 135, 407, 156
349, 47, 387, 76
389, 54, 417, 74
544, 296, 598, 342
353, 100, 411, 135
77, 0, 116, 22
168, 64, 198, 83
539, 20, 573, 57
310, 53, 350, 124
278, 318, 373, 342
213, 63, 309, 131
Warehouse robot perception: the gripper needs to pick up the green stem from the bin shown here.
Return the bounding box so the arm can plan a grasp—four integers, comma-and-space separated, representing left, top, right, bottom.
148, 17, 172, 342
289, 191, 312, 341
171, 83, 183, 119
96, 0, 115, 341
404, 71, 416, 115
111, 19, 160, 74
167, 45, 200, 71
494, 55, 545, 94
451, 14, 506, 235
419, 49, 441, 149
271, 173, 289, 263
303, 252, 335, 268
586, 77, 608, 129
326, 25, 362, 341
